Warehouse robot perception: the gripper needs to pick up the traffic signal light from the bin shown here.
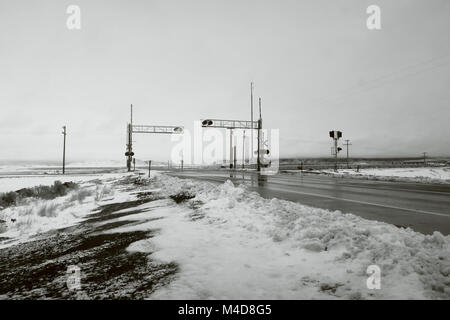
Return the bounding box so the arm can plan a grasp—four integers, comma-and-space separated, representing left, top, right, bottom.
329, 130, 343, 139
202, 119, 213, 126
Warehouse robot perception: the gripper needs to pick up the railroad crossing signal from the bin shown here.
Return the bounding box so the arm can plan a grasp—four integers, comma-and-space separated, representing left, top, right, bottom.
329, 130, 342, 139
329, 130, 343, 172
201, 108, 264, 171
125, 105, 183, 172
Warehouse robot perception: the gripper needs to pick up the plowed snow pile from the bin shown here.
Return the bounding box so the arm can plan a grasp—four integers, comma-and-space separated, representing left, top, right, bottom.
107, 174, 450, 299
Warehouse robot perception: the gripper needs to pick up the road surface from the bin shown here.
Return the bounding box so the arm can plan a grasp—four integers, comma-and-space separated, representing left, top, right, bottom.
169, 170, 450, 235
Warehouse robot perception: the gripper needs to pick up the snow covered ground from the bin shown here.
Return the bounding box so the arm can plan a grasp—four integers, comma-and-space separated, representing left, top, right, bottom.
0, 173, 125, 193
113, 173, 449, 299
0, 172, 132, 246
315, 167, 450, 184
0, 171, 449, 299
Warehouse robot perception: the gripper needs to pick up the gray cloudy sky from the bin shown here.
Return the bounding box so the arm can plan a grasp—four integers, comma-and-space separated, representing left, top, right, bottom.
0, 0, 449, 162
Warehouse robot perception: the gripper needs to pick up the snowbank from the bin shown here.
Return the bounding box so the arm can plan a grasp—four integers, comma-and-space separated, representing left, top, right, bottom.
316, 167, 450, 184
107, 174, 450, 299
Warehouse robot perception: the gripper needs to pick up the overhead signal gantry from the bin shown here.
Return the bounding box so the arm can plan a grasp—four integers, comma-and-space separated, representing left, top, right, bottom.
125, 104, 184, 172
201, 98, 265, 171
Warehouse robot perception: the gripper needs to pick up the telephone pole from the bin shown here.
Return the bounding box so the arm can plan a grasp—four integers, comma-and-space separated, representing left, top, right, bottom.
423, 152, 427, 166
148, 160, 152, 178
344, 139, 352, 169
62, 126, 67, 174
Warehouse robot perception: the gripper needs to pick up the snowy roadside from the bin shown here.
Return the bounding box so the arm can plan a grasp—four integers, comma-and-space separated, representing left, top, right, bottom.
287, 167, 450, 184
107, 173, 450, 300
0, 171, 448, 299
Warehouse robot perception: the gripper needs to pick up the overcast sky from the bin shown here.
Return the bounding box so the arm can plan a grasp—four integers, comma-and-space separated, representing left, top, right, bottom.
0, 0, 449, 163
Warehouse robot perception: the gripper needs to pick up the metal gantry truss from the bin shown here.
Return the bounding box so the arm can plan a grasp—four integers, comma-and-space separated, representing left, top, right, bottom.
132, 125, 184, 134
201, 119, 260, 130
201, 117, 263, 171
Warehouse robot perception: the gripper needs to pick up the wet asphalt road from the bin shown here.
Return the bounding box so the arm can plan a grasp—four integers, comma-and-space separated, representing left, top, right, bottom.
169, 170, 450, 235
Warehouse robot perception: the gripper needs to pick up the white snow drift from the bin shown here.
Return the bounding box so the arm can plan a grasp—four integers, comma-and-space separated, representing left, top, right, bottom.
106, 174, 450, 300
320, 167, 450, 184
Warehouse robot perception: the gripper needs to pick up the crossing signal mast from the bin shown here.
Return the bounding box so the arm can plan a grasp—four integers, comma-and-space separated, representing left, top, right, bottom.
329, 130, 343, 172
125, 104, 184, 172
201, 97, 267, 172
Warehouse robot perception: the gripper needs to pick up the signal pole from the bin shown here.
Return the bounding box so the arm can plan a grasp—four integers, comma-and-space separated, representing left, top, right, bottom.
126, 104, 133, 172
257, 98, 262, 172
329, 130, 342, 172
250, 82, 254, 164
242, 130, 246, 169
62, 126, 67, 174
334, 137, 338, 171
229, 129, 233, 169
344, 139, 352, 169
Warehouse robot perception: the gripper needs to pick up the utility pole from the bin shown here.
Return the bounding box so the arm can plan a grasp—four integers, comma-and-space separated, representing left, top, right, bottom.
181, 150, 184, 171
257, 98, 262, 172
250, 82, 254, 164
229, 129, 233, 169
62, 126, 67, 174
344, 139, 352, 169
242, 130, 246, 169
126, 104, 133, 172
334, 137, 338, 171
423, 152, 427, 166
148, 160, 152, 178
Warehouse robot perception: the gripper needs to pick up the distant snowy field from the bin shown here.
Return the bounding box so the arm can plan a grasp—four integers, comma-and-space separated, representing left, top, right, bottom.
0, 172, 131, 243
1, 171, 449, 299
318, 167, 450, 183
0, 174, 120, 193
